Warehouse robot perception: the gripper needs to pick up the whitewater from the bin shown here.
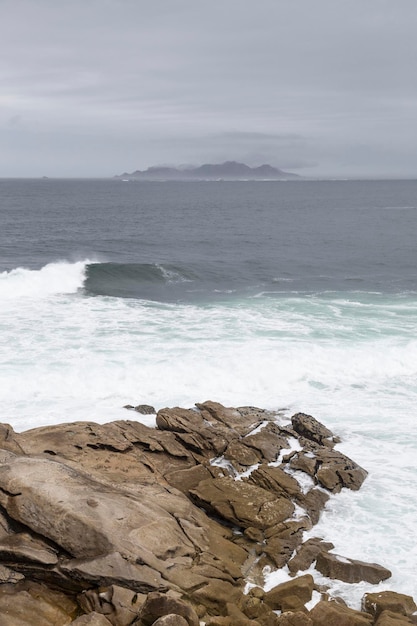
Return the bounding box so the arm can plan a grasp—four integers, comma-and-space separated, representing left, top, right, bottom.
0, 178, 416, 608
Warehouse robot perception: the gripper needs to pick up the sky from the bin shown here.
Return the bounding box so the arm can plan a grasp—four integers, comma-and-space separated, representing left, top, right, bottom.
1, 0, 417, 178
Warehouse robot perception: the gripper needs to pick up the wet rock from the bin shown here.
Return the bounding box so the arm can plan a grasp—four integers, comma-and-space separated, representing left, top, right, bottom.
291, 413, 339, 447
134, 405, 156, 415
362, 591, 417, 619
288, 448, 367, 493
287, 537, 334, 576
315, 551, 391, 584
297, 488, 330, 525
242, 422, 290, 462
247, 465, 302, 500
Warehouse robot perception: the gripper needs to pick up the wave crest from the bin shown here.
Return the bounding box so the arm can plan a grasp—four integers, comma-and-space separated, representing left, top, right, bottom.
0, 260, 90, 299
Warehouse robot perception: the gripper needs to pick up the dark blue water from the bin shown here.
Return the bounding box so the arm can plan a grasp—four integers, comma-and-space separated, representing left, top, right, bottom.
1, 179, 416, 300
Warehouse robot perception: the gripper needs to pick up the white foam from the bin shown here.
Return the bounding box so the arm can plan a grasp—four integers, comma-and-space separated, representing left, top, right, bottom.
0, 260, 90, 299
1, 274, 417, 604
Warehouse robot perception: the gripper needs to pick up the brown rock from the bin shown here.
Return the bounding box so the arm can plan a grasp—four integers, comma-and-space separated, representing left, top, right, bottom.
77, 585, 145, 626
362, 591, 417, 619
243, 422, 290, 462
152, 616, 190, 626
374, 610, 416, 626
196, 401, 265, 436
297, 488, 330, 525
224, 440, 261, 468
291, 413, 338, 447
315, 551, 391, 584
137, 591, 199, 626
61, 552, 165, 593
309, 600, 373, 626
247, 465, 302, 500
288, 447, 367, 493
287, 537, 334, 576
190, 476, 294, 530
134, 405, 156, 414
0, 563, 25, 583
276, 611, 313, 626
71, 614, 113, 625
264, 575, 314, 611
0, 531, 58, 566
192, 579, 243, 614
0, 580, 79, 626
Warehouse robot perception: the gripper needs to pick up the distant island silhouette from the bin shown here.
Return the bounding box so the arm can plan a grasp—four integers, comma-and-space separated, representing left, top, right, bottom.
116, 161, 300, 180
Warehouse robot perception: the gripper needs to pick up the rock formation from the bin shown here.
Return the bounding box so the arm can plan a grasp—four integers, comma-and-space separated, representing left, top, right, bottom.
0, 402, 413, 626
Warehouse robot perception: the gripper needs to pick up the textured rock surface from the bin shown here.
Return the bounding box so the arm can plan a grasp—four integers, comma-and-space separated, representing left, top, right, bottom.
362, 591, 417, 619
315, 551, 392, 584
0, 401, 410, 626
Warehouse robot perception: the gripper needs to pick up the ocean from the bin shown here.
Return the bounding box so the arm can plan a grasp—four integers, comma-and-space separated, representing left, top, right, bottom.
1, 178, 416, 607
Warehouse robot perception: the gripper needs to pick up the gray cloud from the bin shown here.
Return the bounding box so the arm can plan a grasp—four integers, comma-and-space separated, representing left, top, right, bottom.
1, 0, 416, 177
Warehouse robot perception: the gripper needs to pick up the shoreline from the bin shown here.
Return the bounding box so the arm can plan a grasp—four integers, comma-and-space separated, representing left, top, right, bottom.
0, 401, 415, 625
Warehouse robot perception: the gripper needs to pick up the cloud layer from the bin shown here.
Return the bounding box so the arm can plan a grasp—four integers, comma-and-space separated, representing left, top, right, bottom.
1, 0, 416, 177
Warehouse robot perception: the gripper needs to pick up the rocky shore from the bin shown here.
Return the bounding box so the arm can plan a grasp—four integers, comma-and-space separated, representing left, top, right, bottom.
0, 401, 415, 625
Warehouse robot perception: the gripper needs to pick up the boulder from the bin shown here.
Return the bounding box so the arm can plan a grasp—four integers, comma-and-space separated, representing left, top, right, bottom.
242, 422, 290, 462
0, 580, 79, 626
151, 616, 190, 626
196, 402, 265, 436
0, 532, 59, 566
291, 413, 338, 447
134, 405, 156, 415
276, 611, 313, 626
263, 575, 314, 611
287, 537, 334, 576
190, 476, 294, 530
315, 551, 391, 584
288, 448, 367, 493
71, 614, 113, 626
362, 591, 417, 619
77, 585, 145, 626
309, 600, 374, 626
247, 465, 302, 500
136, 591, 199, 626
374, 610, 416, 626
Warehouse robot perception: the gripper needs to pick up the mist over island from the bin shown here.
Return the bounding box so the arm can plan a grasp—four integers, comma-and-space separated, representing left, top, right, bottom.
116, 160, 301, 181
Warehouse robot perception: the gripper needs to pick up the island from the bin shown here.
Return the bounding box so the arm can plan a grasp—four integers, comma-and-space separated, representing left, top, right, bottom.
116, 161, 301, 181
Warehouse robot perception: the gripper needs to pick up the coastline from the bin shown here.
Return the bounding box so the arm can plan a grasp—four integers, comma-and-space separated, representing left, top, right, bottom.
0, 401, 415, 625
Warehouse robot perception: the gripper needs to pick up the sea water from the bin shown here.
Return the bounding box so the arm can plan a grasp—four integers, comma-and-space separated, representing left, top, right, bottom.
0, 178, 416, 607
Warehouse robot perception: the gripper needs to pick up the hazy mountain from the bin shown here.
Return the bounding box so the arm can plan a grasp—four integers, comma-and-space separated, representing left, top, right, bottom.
117, 161, 300, 180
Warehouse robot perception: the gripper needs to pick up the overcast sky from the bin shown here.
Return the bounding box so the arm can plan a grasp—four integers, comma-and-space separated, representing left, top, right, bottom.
1, 0, 416, 178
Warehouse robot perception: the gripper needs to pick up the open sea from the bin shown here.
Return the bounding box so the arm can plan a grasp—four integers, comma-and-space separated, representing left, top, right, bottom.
0, 178, 416, 607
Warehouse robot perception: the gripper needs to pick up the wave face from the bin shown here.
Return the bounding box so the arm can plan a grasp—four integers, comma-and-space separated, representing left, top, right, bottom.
83, 262, 198, 299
